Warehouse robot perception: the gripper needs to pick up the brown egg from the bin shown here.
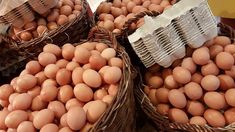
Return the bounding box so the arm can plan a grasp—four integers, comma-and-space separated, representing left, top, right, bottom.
59, 127, 74, 132
12, 93, 32, 110
104, 67, 122, 84
218, 74, 235, 91
40, 85, 58, 102
184, 82, 203, 100
89, 55, 106, 70
86, 100, 107, 123
142, 1, 151, 8
68, 14, 76, 22
60, 5, 72, 16
189, 116, 207, 126
147, 76, 163, 88
66, 98, 84, 110
80, 123, 93, 132
160, 0, 170, 7
0, 100, 9, 108
204, 109, 225, 127
151, 0, 161, 4
181, 57, 197, 74
186, 101, 205, 116
82, 69, 102, 88
0, 84, 14, 100
41, 79, 57, 88
111, 7, 123, 18
99, 3, 111, 14
101, 48, 116, 60
214, 36, 231, 47
99, 13, 107, 21
133, 0, 142, 5
25, 61, 41, 75
24, 22, 37, 30
225, 88, 235, 106
114, 15, 127, 30
60, 113, 68, 127
192, 47, 210, 65
74, 83, 93, 102
132, 6, 147, 14
127, 1, 136, 12
8, 93, 19, 104
168, 89, 187, 108
44, 64, 60, 79
28, 111, 38, 122
201, 75, 220, 91
38, 52, 57, 67
62, 44, 75, 61
57, 15, 69, 26
156, 104, 170, 116
168, 108, 189, 124
55, 60, 68, 69
224, 108, 235, 125
173, 67, 191, 84
72, 67, 84, 85
161, 69, 172, 79
33, 109, 54, 129
225, 66, 235, 79
216, 52, 234, 70
148, 4, 164, 12
108, 84, 119, 96
74, 46, 91, 64
67, 106, 86, 130
17, 74, 37, 91
40, 124, 59, 132
102, 95, 114, 105
19, 31, 32, 41
164, 75, 179, 89
99, 66, 111, 80
80, 42, 97, 51
148, 89, 159, 106
37, 25, 48, 36
108, 57, 123, 68
37, 18, 47, 26
94, 89, 108, 100
5, 110, 28, 128
201, 61, 219, 76
0, 109, 10, 129
204, 92, 226, 110
58, 85, 74, 103
17, 121, 36, 132
191, 72, 203, 84
155, 88, 169, 103
31, 96, 48, 111
113, 0, 122, 7
7, 128, 16, 132
82, 64, 91, 70
47, 9, 60, 22
73, 10, 81, 16
209, 44, 223, 59
48, 101, 66, 119
224, 44, 235, 54
56, 68, 71, 86
103, 20, 115, 31
66, 62, 79, 71
43, 44, 62, 57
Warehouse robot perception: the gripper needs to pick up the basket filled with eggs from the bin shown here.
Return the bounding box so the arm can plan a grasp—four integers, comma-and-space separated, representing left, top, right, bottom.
0, 26, 135, 131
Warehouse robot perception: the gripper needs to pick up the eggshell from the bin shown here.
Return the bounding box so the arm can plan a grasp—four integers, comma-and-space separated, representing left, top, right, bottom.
216, 52, 234, 70
201, 61, 219, 76
7, 128, 16, 132
0, 84, 14, 100
108, 84, 119, 96
168, 89, 187, 108
189, 116, 207, 126
58, 85, 74, 103
47, 22, 58, 30
24, 22, 37, 30
164, 75, 179, 89
66, 62, 79, 71
38, 52, 57, 67
224, 44, 235, 54
28, 111, 38, 122
204, 92, 226, 110
47, 9, 60, 22
148, 89, 159, 106
209, 44, 223, 59
41, 79, 57, 87
191, 72, 203, 84
142, 1, 151, 8
82, 64, 91, 70
44, 64, 60, 79
80, 42, 96, 51
62, 44, 75, 61
132, 6, 147, 14
80, 123, 93, 132
17, 74, 37, 91
155, 88, 169, 103
94, 89, 108, 100
168, 108, 189, 124
102, 95, 114, 105
43, 44, 62, 57
67, 106, 86, 130
173, 67, 191, 84
82, 69, 102, 88
103, 67, 122, 84
65, 98, 84, 110
103, 20, 114, 31
40, 123, 59, 132
0, 110, 10, 129
48, 101, 66, 119
72, 67, 84, 85
12, 93, 32, 110
184, 82, 203, 100
225, 88, 235, 107
192, 47, 210, 65
225, 66, 235, 79
17, 121, 36, 132
25, 61, 42, 75
31, 96, 48, 111
224, 108, 235, 125
40, 85, 58, 102
186, 101, 205, 116
5, 110, 28, 128
20, 32, 32, 41
74, 5, 82, 11
74, 83, 93, 102
201, 75, 220, 91
89, 55, 107, 70
37, 25, 48, 36
34, 73, 46, 86
156, 104, 170, 116
161, 69, 172, 79
127, 1, 136, 12
33, 109, 54, 129
147, 76, 163, 88
214, 36, 231, 47
74, 46, 91, 64
57, 15, 69, 26
60, 114, 68, 127
204, 109, 225, 127
8, 93, 19, 104
86, 100, 107, 123
99, 3, 111, 14
59, 127, 73, 132
56, 68, 71, 86
111, 7, 123, 17
218, 74, 235, 91
181, 57, 197, 74
148, 4, 164, 12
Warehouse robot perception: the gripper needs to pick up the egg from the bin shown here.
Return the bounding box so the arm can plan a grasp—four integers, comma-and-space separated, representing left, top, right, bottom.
218, 74, 235, 91
86, 100, 107, 123
126, 1, 136, 12
66, 62, 79, 71
80, 123, 93, 132
99, 3, 111, 14
9, 93, 19, 104
204, 92, 226, 110
40, 124, 59, 132
0, 109, 10, 129
191, 72, 203, 84
74, 5, 82, 11
186, 101, 205, 116
201, 61, 219, 76
216, 52, 234, 70
103, 20, 115, 31
184, 82, 203, 100
113, 0, 122, 7
189, 116, 207, 126
58, 85, 74, 103
101, 48, 116, 60
17, 74, 37, 92
56, 59, 69, 69
74, 83, 93, 102
102, 95, 114, 105
161, 69, 172, 79
31, 96, 48, 111
5, 110, 28, 128
82, 64, 92, 70
12, 93, 32, 110
57, 15, 69, 26
56, 68, 71, 86
148, 89, 159, 106
41, 79, 57, 87
148, 4, 164, 12
225, 88, 235, 106
44, 64, 59, 79
108, 84, 119, 96
73, 10, 81, 16
48, 101, 66, 119
38, 52, 57, 67
111, 7, 123, 17
25, 61, 42, 75
173, 67, 191, 84
33, 109, 54, 129
164, 75, 179, 89
67, 106, 86, 130
43, 44, 62, 57
156, 104, 170, 116
114, 15, 127, 30
103, 67, 122, 84
89, 55, 107, 70
204, 109, 225, 127
37, 25, 48, 36
142, 1, 151, 8
62, 44, 75, 61
225, 66, 235, 79
168, 89, 187, 108
60, 113, 68, 127
94, 89, 108, 100
155, 88, 169, 103
192, 47, 210, 65
20, 31, 33, 41
181, 57, 197, 74
59, 127, 74, 132
214, 36, 231, 47
72, 67, 84, 85
168, 108, 189, 124
224, 108, 235, 125
201, 75, 220, 91
74, 46, 91, 64
147, 76, 163, 88
60, 5, 72, 16
17, 121, 36, 132
0, 84, 14, 100
209, 45, 223, 59
7, 128, 16, 132
40, 85, 58, 102
26, 86, 40, 98
66, 98, 84, 110
224, 44, 235, 54
82, 69, 102, 88
24, 22, 37, 30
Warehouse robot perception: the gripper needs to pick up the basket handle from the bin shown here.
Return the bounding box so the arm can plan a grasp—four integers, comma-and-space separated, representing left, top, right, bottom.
218, 22, 235, 43
121, 11, 160, 36
88, 26, 118, 49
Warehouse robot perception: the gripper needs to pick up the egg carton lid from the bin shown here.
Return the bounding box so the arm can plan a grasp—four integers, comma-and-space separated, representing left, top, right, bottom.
0, 0, 28, 16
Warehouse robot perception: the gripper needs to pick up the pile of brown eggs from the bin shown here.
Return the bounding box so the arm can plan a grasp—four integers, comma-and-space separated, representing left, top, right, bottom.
11, 0, 82, 42
96, 0, 177, 33
144, 36, 235, 128
0, 42, 123, 132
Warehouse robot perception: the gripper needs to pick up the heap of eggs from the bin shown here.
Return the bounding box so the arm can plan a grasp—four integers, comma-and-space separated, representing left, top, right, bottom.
11, 0, 82, 42
144, 36, 235, 128
0, 42, 123, 131
96, 0, 177, 33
